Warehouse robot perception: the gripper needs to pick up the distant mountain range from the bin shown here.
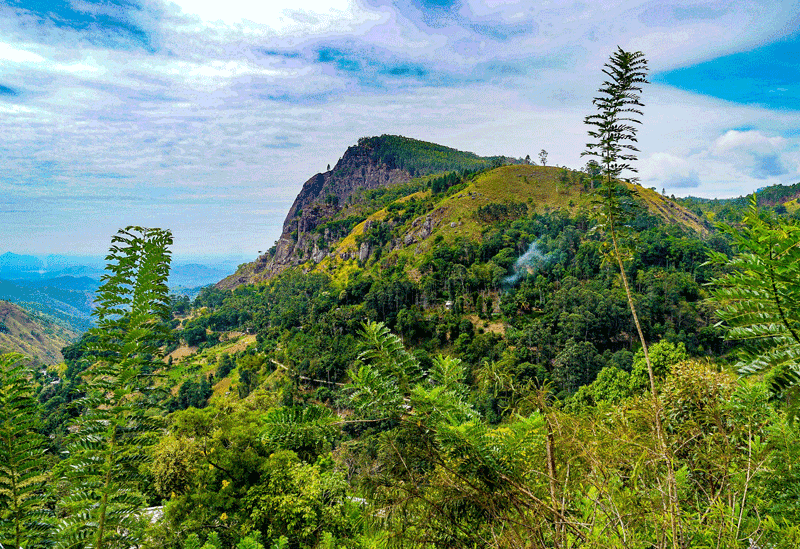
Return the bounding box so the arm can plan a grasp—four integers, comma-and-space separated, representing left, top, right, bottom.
0, 252, 239, 287
0, 253, 242, 341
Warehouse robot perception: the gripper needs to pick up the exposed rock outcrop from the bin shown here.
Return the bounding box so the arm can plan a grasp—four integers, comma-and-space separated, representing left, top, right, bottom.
217, 139, 413, 289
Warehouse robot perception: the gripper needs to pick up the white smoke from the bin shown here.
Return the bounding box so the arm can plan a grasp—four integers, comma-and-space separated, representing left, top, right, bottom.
502, 241, 552, 287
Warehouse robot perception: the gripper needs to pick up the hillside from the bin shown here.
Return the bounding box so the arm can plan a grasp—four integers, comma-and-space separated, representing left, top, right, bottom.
677, 180, 800, 222
46, 136, 800, 549
0, 300, 78, 364
219, 136, 518, 288
178, 137, 728, 410
219, 137, 707, 289
0, 276, 97, 334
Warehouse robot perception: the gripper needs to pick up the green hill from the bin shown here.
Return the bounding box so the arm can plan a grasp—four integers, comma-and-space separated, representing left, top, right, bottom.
44, 135, 800, 549
0, 300, 78, 364
180, 137, 725, 409
312, 164, 708, 283
677, 180, 800, 222
220, 138, 707, 289
218, 135, 516, 288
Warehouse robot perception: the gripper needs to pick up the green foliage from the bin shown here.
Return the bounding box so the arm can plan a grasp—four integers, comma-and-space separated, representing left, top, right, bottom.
583, 47, 649, 274
551, 339, 603, 393
678, 181, 800, 223
242, 450, 353, 548
356, 135, 508, 178
260, 405, 338, 460
184, 532, 201, 549
475, 201, 527, 223
0, 352, 52, 549
168, 377, 213, 412
708, 196, 800, 417
314, 215, 367, 238
202, 532, 222, 549
632, 340, 688, 382
216, 353, 236, 379
429, 170, 462, 194
56, 226, 172, 549
154, 397, 360, 549
584, 47, 648, 187
356, 321, 422, 393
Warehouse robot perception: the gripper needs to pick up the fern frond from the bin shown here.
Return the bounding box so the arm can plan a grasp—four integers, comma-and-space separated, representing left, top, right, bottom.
56, 226, 172, 549
358, 321, 422, 389
708, 197, 800, 414
0, 353, 53, 548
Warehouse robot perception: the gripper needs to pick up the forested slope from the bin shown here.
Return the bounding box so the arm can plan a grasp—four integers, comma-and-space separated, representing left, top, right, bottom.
7, 137, 800, 549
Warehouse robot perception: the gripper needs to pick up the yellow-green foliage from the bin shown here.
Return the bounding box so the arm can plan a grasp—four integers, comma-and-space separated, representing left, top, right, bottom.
317, 165, 593, 277
632, 184, 709, 235
435, 165, 592, 241
310, 164, 708, 284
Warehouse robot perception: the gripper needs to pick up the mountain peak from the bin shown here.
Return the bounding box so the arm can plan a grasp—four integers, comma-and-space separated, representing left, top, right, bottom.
218, 136, 510, 288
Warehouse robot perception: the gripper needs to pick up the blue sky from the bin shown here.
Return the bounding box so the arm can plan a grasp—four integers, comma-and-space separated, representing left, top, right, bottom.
1, 0, 799, 256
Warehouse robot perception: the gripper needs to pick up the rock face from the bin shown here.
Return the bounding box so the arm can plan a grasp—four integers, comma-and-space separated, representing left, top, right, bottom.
217, 139, 413, 289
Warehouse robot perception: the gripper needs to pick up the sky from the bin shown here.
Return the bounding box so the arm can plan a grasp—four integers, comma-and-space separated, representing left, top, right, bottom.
1, 0, 799, 257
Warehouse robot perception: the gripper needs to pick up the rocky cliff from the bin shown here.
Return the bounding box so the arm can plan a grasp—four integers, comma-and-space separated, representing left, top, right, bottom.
218, 139, 416, 288
217, 136, 513, 289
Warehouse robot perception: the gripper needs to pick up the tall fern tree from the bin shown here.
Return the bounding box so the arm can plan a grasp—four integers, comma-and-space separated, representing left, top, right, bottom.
0, 352, 52, 548
57, 227, 172, 549
583, 47, 653, 383
584, 48, 683, 548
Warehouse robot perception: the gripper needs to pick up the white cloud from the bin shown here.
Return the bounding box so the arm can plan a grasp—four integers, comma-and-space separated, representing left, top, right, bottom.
164, 0, 385, 38
0, 41, 45, 63
710, 130, 792, 179
711, 129, 786, 155
2, 0, 800, 254
640, 152, 700, 188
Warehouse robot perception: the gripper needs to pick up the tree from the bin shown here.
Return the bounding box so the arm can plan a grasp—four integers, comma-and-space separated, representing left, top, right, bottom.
582, 47, 654, 394
0, 353, 51, 549
583, 47, 682, 548
539, 149, 548, 166
551, 339, 602, 393
56, 226, 172, 549
708, 196, 800, 420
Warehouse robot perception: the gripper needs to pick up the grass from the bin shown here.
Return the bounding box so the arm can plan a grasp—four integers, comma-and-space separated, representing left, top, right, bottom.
632, 184, 709, 235
163, 333, 257, 389
364, 165, 593, 267
306, 164, 709, 285
434, 165, 593, 242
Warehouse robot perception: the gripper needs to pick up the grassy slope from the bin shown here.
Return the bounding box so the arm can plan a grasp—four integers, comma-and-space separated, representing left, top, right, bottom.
0, 300, 78, 364
633, 184, 709, 235
175, 166, 712, 399
164, 333, 258, 397
312, 165, 708, 286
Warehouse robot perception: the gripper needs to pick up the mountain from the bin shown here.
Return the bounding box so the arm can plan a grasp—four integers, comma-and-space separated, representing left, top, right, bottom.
677, 180, 800, 222
218, 135, 513, 288
51, 135, 770, 546
0, 255, 240, 333
0, 277, 97, 334
170, 263, 233, 289
0, 252, 44, 278
219, 136, 707, 289
0, 300, 78, 364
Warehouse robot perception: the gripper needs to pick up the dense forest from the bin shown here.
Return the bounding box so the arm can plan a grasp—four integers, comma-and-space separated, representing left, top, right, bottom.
3, 49, 800, 549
